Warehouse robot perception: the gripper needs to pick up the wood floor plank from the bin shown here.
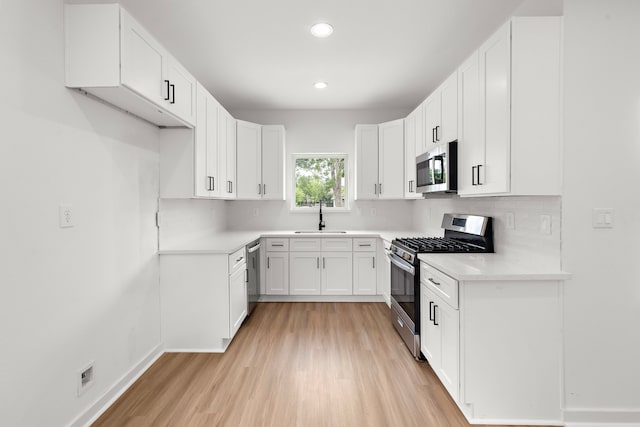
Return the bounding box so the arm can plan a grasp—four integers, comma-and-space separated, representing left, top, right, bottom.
93, 302, 555, 427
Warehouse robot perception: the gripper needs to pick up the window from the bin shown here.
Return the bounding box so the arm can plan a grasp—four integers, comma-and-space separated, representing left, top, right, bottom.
293, 154, 348, 210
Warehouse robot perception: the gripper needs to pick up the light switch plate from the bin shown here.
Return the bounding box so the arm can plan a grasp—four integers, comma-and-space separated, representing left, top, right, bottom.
593, 208, 614, 228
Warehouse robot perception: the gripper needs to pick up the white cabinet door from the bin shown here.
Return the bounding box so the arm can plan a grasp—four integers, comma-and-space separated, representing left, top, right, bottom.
290, 252, 322, 295
226, 113, 237, 198
415, 103, 425, 156
265, 252, 289, 295
229, 265, 247, 338
457, 51, 483, 195
194, 84, 209, 197
261, 125, 285, 200
479, 21, 511, 194
120, 8, 165, 106
421, 285, 441, 366
438, 299, 460, 402
440, 72, 458, 144
353, 252, 376, 295
236, 120, 262, 200
355, 125, 379, 200
205, 94, 221, 197
421, 282, 460, 402
165, 56, 196, 125
424, 93, 440, 147
216, 106, 228, 198
403, 109, 421, 199
378, 119, 405, 199
321, 252, 353, 295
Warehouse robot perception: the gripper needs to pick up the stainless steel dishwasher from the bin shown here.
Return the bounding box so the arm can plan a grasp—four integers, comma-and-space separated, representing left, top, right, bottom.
246, 239, 261, 315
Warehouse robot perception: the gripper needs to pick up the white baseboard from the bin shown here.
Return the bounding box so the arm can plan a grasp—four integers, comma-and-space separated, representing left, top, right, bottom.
564, 408, 640, 427
258, 295, 385, 303
68, 344, 164, 427
465, 418, 562, 426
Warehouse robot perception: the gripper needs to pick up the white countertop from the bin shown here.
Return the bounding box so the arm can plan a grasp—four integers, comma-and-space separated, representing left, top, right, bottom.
418, 253, 571, 281
159, 230, 424, 255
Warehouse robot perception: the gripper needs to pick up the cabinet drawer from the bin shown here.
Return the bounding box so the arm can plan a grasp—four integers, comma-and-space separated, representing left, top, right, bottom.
289, 238, 322, 251
266, 238, 289, 251
229, 247, 246, 273
321, 238, 353, 252
421, 262, 458, 309
353, 238, 377, 252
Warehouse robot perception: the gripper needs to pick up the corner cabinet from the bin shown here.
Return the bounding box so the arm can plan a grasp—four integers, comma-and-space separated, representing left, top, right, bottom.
457, 17, 562, 196
355, 120, 405, 200
236, 122, 285, 200
65, 4, 195, 127
159, 84, 236, 199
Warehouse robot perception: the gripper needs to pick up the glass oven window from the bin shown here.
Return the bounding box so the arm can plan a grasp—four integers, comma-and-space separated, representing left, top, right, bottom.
390, 261, 416, 324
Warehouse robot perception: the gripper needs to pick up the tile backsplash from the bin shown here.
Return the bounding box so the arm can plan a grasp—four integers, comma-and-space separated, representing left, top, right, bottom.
412, 196, 562, 269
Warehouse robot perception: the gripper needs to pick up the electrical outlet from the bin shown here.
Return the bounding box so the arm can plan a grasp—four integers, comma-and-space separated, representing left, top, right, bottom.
593, 208, 614, 228
77, 362, 95, 396
59, 204, 74, 228
540, 214, 552, 235
505, 212, 515, 230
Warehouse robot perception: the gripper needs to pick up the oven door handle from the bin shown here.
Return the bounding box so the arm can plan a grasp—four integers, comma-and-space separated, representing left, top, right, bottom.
387, 253, 416, 275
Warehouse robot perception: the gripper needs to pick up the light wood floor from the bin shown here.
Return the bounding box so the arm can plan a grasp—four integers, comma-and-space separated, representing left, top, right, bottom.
94, 302, 547, 426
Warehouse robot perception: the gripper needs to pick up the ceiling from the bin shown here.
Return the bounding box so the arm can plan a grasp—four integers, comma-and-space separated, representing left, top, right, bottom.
76, 0, 561, 110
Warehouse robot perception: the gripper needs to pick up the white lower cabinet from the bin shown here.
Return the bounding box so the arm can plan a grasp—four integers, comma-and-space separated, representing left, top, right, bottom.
159, 249, 247, 351
353, 238, 377, 295
419, 260, 563, 424
228, 266, 247, 337
320, 252, 353, 295
265, 252, 289, 295
421, 283, 459, 401
290, 252, 322, 295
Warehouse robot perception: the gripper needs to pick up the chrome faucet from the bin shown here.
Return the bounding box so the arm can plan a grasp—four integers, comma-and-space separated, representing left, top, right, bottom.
318, 200, 325, 230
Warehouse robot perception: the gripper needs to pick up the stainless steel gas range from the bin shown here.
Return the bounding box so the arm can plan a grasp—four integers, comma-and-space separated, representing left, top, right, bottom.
388, 213, 494, 359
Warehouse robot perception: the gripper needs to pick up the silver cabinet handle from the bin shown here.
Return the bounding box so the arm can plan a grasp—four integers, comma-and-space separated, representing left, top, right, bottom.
235, 256, 244, 263
263, 184, 266, 195
374, 183, 377, 194
267, 257, 270, 268
379, 183, 382, 194
372, 256, 375, 269
258, 183, 262, 195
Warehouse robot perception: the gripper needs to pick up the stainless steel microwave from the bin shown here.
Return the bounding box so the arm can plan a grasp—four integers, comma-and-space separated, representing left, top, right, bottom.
416, 141, 458, 194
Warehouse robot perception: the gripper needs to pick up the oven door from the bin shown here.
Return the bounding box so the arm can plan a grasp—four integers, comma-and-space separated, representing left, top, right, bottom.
388, 253, 417, 328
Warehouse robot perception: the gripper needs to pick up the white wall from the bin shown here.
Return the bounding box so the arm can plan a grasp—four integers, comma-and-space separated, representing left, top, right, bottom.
562, 0, 640, 423
226, 109, 414, 231
0, 1, 162, 426
159, 199, 227, 247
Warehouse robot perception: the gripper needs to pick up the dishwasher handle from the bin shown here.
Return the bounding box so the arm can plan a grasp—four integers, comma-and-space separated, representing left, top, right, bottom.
248, 243, 261, 254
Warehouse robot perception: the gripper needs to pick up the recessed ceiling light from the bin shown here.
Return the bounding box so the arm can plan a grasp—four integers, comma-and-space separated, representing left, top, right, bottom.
310, 23, 333, 38
314, 82, 328, 89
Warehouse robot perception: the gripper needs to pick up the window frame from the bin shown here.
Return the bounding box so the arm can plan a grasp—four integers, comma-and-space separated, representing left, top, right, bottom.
290, 153, 350, 213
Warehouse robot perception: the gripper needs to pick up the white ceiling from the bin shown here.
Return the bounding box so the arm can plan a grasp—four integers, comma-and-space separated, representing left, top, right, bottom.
82, 0, 560, 110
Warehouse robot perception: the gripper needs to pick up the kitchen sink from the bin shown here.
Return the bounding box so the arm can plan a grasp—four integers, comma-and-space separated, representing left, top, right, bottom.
294, 230, 347, 234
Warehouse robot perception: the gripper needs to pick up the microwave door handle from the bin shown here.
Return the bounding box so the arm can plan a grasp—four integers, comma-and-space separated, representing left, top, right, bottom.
435, 156, 445, 184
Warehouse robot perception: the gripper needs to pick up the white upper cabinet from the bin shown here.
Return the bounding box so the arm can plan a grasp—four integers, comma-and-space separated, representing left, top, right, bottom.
261, 125, 286, 200
404, 107, 422, 199
236, 122, 285, 200
355, 120, 405, 200
458, 17, 562, 196
355, 125, 379, 200
236, 120, 262, 200
378, 119, 405, 199
423, 72, 458, 150
65, 4, 196, 127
